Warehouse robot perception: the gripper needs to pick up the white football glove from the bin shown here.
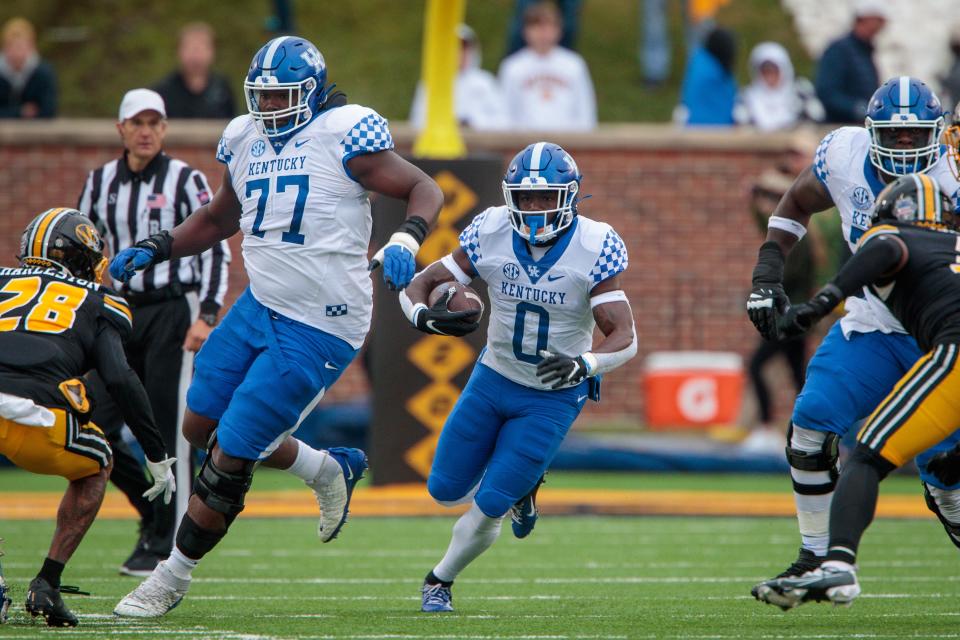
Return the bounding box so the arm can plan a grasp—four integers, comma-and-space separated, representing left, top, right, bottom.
143, 457, 177, 504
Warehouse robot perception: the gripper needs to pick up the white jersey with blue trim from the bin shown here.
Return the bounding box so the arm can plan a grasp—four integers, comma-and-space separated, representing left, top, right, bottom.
460, 206, 628, 390
812, 126, 960, 336
216, 105, 394, 348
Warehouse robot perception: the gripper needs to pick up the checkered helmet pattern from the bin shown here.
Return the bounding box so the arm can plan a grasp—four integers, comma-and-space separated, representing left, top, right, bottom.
341, 113, 394, 157
589, 228, 628, 283
459, 211, 488, 264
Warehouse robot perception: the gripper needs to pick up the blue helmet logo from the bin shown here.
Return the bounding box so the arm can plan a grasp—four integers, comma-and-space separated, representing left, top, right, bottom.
865, 76, 944, 177
244, 36, 329, 138
502, 142, 582, 245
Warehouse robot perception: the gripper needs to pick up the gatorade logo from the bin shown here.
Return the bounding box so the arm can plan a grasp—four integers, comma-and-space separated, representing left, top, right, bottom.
676, 376, 719, 422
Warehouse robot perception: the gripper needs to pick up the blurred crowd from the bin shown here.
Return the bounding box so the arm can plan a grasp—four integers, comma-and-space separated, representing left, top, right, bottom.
4, 0, 960, 132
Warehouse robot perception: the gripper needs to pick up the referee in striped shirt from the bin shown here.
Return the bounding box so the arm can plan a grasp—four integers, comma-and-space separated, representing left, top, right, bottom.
77, 88, 230, 576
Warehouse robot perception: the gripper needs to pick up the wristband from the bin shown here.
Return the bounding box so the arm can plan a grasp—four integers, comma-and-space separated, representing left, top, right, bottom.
767, 216, 808, 240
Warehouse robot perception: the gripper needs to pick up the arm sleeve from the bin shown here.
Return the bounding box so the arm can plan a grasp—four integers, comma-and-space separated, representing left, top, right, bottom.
831, 229, 906, 296
589, 228, 629, 284
92, 322, 166, 461
182, 170, 230, 312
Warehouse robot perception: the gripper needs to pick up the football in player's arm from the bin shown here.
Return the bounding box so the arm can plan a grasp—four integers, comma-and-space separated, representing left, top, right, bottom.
399, 142, 637, 613
759, 174, 960, 608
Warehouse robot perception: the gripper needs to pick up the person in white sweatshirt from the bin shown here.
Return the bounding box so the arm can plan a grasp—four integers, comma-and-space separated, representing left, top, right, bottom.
735, 42, 824, 131
498, 2, 597, 132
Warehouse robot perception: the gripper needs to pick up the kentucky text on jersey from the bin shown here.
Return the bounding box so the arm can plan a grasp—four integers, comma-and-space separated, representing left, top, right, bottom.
500, 281, 567, 305
247, 155, 308, 176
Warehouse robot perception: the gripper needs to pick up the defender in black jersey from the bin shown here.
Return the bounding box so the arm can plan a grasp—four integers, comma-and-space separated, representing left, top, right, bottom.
759, 174, 960, 609
0, 208, 173, 627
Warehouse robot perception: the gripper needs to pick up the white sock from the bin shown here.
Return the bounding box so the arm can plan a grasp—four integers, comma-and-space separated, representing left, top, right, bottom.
286, 440, 335, 484
432, 502, 503, 583
165, 547, 198, 581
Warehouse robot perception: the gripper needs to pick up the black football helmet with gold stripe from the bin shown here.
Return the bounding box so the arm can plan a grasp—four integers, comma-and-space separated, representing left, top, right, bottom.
872, 174, 959, 231
18, 208, 108, 283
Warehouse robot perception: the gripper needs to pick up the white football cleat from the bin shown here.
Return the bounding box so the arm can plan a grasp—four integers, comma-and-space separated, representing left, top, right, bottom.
307, 447, 367, 543
113, 561, 189, 618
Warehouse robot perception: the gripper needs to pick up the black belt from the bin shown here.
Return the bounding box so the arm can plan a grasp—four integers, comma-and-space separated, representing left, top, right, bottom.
122, 283, 199, 308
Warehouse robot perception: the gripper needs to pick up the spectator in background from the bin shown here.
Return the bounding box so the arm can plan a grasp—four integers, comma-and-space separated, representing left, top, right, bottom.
505, 0, 581, 57
410, 24, 509, 131
735, 42, 824, 131
639, 0, 670, 86
675, 26, 737, 126
814, 0, 886, 124
0, 17, 56, 118
941, 22, 960, 113
153, 23, 235, 119
499, 1, 597, 131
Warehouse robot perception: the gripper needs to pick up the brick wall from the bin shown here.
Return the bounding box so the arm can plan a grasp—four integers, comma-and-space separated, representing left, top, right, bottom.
0, 121, 821, 426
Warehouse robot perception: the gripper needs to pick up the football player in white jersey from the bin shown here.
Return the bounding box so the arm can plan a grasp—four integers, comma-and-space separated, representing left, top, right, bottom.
747, 76, 960, 605
399, 142, 637, 612
108, 36, 443, 618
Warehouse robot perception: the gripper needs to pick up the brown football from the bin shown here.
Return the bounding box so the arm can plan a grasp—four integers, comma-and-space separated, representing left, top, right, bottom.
428, 281, 484, 320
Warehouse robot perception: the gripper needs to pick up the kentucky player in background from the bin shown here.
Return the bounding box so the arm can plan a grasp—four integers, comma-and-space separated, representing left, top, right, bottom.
747, 76, 960, 604
400, 142, 637, 612
110, 36, 443, 618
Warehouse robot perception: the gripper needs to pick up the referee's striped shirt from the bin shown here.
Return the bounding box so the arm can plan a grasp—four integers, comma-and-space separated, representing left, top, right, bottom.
78, 151, 230, 315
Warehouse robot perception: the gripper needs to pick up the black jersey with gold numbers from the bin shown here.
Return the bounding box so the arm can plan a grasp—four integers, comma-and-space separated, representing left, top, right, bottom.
0, 265, 132, 412
860, 222, 960, 351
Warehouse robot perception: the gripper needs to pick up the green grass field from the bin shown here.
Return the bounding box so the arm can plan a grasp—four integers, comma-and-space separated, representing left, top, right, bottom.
0, 470, 955, 638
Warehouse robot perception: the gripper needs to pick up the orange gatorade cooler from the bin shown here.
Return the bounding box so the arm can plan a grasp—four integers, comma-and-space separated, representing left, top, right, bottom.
642, 351, 744, 429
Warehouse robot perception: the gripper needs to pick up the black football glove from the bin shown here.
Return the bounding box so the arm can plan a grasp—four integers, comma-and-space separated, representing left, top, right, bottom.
536, 350, 590, 389
926, 444, 960, 487
412, 288, 480, 337
747, 284, 789, 341
777, 284, 843, 340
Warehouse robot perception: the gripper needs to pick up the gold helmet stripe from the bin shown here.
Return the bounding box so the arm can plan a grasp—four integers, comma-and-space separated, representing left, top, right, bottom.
30, 207, 70, 258
918, 174, 940, 224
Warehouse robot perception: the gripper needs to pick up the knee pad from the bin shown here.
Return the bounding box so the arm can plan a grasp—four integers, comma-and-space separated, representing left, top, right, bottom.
923, 483, 960, 551
175, 514, 226, 560
786, 423, 840, 495
194, 440, 256, 517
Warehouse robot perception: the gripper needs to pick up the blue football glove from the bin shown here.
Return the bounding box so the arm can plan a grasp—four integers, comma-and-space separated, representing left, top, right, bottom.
109, 247, 156, 282
381, 244, 416, 290
108, 231, 174, 283
368, 217, 430, 291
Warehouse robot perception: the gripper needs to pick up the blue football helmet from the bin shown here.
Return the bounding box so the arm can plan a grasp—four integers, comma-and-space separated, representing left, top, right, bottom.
865, 76, 944, 177
503, 142, 581, 245
244, 36, 328, 138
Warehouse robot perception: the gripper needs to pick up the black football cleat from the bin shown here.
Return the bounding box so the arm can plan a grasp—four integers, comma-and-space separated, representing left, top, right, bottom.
25, 577, 84, 627
751, 547, 823, 606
